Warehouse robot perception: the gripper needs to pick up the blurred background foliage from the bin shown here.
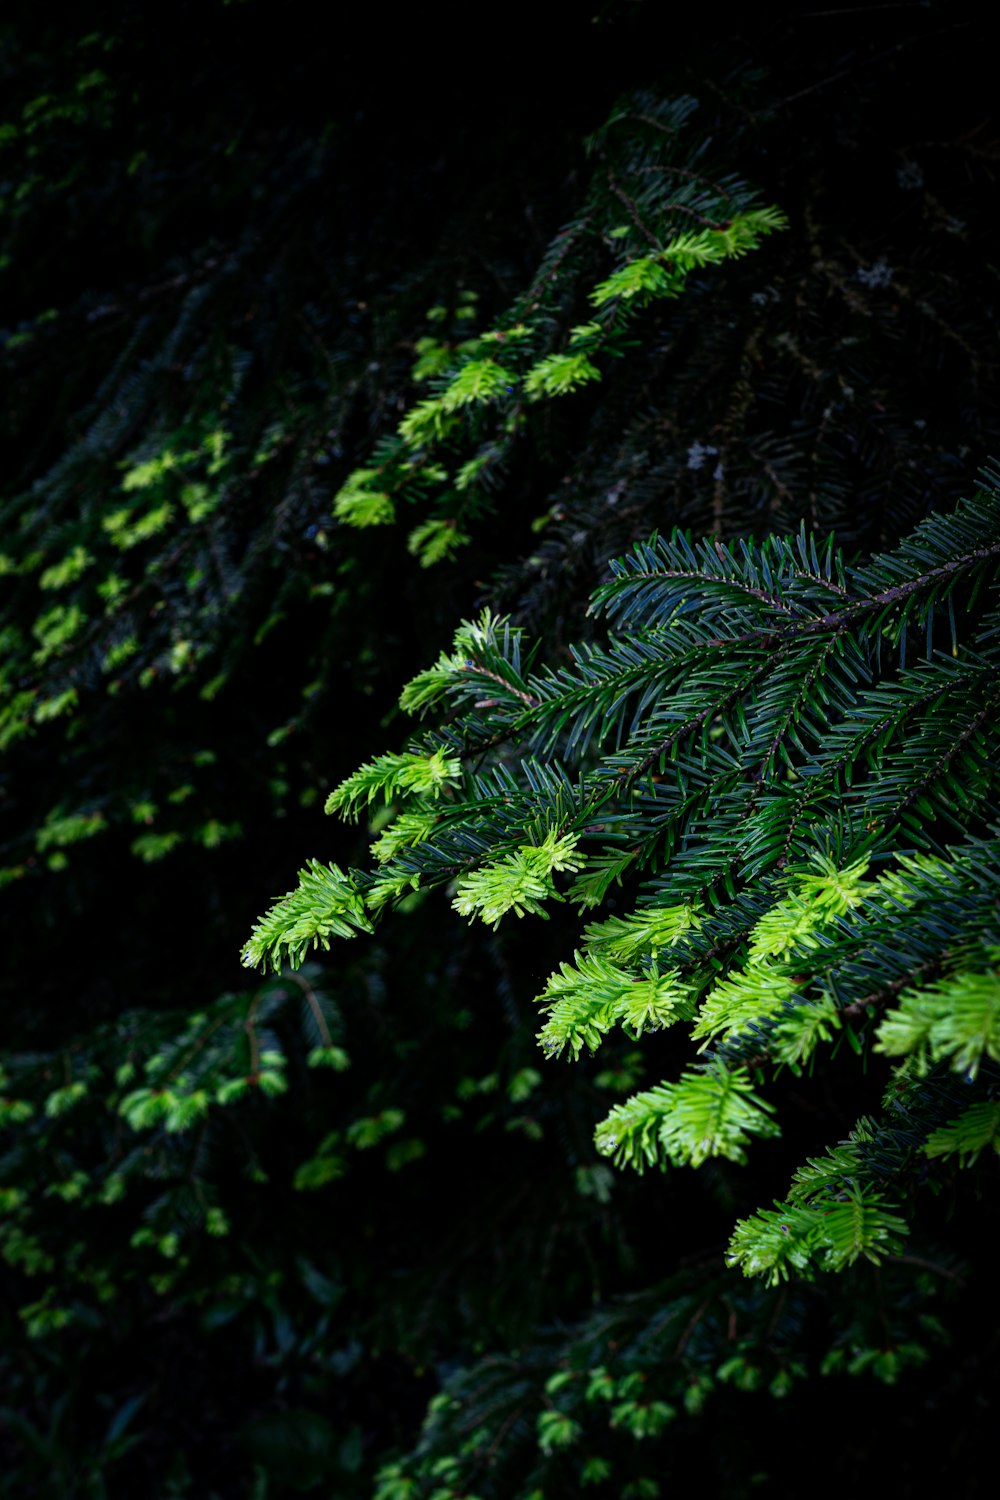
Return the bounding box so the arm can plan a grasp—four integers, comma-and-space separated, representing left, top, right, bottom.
1, 2, 999, 1495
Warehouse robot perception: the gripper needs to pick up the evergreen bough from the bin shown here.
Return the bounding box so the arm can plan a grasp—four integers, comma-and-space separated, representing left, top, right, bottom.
247, 480, 1000, 1282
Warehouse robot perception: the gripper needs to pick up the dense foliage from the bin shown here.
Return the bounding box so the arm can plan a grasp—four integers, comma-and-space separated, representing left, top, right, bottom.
2, 4, 999, 1496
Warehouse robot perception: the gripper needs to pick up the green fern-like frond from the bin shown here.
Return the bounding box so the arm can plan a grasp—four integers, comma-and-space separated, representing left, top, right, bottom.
406, 516, 471, 566
370, 809, 439, 864
397, 398, 459, 448
241, 861, 373, 972
595, 1066, 778, 1172
590, 254, 682, 307
324, 749, 462, 821
727, 1189, 909, 1285
438, 358, 515, 411
536, 951, 692, 1059
333, 483, 396, 528
691, 965, 798, 1046
924, 1099, 1000, 1164
581, 900, 703, 961
876, 955, 1000, 1080
523, 351, 602, 400
452, 830, 583, 929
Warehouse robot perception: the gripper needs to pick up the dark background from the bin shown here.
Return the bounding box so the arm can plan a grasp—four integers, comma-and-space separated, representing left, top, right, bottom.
2, 3, 998, 1496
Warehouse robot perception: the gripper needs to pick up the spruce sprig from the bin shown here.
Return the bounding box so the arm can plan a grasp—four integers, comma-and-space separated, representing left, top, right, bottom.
243, 480, 1000, 1277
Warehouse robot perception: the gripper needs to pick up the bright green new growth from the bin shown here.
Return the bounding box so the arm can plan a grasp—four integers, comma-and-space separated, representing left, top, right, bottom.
536, 951, 693, 1060
522, 350, 601, 401
876, 956, 1000, 1079
728, 1189, 910, 1285
324, 748, 462, 821
924, 1099, 1000, 1164
452, 829, 583, 928
245, 476, 1000, 1280
329, 94, 787, 566
241, 861, 372, 972
594, 1066, 779, 1171
727, 1129, 911, 1284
